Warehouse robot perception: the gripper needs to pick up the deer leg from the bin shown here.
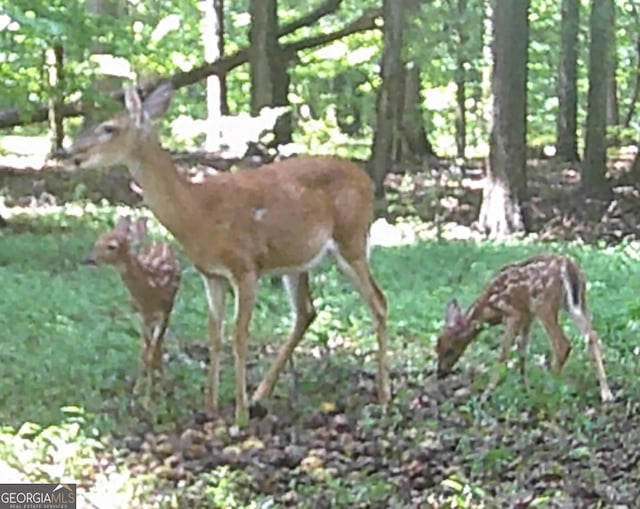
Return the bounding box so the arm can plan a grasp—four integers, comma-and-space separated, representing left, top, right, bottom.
231, 273, 257, 426
149, 319, 167, 396
537, 307, 571, 376
252, 272, 316, 404
567, 309, 614, 403
483, 315, 522, 398
137, 323, 155, 408
516, 319, 533, 383
201, 274, 227, 414
335, 254, 391, 404
134, 315, 150, 393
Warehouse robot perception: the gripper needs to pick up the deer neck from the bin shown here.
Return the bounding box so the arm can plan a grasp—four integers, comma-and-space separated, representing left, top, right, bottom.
466, 296, 502, 329
126, 137, 195, 236
118, 255, 147, 292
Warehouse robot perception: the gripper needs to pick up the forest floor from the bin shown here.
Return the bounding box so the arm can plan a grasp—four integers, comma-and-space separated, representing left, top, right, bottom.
1, 153, 640, 507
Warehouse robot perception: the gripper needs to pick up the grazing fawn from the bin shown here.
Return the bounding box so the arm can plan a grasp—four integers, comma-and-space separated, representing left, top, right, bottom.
436, 253, 613, 402
85, 215, 181, 403
65, 82, 389, 425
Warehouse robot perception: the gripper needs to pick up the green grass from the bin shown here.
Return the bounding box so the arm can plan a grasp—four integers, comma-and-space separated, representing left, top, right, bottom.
1, 204, 640, 506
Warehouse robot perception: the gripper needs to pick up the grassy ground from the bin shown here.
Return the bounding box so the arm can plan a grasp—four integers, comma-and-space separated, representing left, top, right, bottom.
1, 204, 640, 507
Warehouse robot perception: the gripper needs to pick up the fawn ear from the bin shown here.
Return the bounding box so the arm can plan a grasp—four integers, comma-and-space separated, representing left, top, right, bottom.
114, 215, 131, 232
444, 299, 463, 327
129, 217, 148, 246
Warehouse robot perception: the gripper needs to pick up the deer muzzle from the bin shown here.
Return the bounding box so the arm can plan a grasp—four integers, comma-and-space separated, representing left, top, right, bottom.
82, 252, 97, 265
53, 147, 88, 171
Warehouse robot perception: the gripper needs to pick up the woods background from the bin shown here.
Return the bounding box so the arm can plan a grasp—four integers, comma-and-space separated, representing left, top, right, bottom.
1, 0, 638, 239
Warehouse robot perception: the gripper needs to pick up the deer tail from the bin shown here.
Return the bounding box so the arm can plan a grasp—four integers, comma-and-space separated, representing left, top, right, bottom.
561, 258, 584, 314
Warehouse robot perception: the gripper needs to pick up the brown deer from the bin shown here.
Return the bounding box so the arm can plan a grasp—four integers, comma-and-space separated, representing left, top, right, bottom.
65, 82, 390, 425
436, 253, 613, 402
85, 215, 181, 404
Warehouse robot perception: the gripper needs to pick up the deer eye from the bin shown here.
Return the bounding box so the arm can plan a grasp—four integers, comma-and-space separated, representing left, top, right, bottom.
101, 124, 117, 135
107, 242, 118, 251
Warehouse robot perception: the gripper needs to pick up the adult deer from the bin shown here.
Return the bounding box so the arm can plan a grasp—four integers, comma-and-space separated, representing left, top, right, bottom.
436, 253, 613, 403
85, 215, 181, 404
65, 82, 390, 425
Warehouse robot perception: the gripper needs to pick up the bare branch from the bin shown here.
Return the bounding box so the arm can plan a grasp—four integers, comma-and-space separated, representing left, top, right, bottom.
278, 0, 342, 36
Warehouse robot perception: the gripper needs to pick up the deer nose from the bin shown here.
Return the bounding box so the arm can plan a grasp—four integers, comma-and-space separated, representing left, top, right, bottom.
82, 252, 97, 265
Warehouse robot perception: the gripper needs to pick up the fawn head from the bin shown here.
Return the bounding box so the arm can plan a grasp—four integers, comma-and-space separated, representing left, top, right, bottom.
65, 82, 174, 171
436, 299, 477, 378
84, 216, 147, 266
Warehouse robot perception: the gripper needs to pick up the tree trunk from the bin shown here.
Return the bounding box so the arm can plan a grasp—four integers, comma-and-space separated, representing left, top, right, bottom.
370, 0, 406, 197
271, 49, 294, 146
582, 0, 614, 197
556, 0, 580, 163
454, 0, 467, 160
85, 0, 123, 126
249, 0, 292, 145
478, 0, 530, 237
623, 2, 640, 128
606, 63, 619, 127
398, 63, 434, 160
202, 0, 227, 151
249, 0, 278, 114
46, 43, 65, 151
606, 5, 619, 129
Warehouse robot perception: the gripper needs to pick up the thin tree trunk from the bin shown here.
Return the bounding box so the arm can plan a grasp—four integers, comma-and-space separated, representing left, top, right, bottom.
454, 0, 467, 160
249, 0, 278, 115
202, 0, 226, 151
249, 0, 292, 145
606, 4, 619, 129
399, 63, 434, 160
623, 2, 640, 128
369, 0, 406, 196
478, 0, 530, 237
582, 0, 614, 197
46, 43, 64, 151
556, 0, 580, 162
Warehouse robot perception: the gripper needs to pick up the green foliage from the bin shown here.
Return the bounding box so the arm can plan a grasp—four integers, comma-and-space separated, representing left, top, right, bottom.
0, 408, 101, 481
2, 0, 639, 156
0, 206, 638, 505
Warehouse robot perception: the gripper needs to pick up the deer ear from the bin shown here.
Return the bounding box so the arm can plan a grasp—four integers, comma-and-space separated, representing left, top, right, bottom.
129, 217, 148, 245
134, 217, 148, 236
114, 215, 131, 232
124, 85, 144, 127
444, 299, 463, 327
142, 81, 173, 121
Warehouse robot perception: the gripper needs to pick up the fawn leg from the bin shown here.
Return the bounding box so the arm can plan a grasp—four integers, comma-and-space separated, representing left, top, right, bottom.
252, 272, 316, 404
201, 274, 227, 414
335, 254, 390, 404
536, 306, 571, 376
516, 318, 533, 384
134, 316, 151, 397
567, 308, 614, 402
148, 317, 168, 397
482, 315, 523, 399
